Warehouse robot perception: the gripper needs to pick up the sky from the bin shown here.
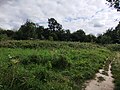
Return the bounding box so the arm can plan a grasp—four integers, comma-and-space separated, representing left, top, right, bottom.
0, 0, 120, 35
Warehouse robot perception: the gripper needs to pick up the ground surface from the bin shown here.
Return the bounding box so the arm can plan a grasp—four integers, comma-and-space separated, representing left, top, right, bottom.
84, 62, 114, 90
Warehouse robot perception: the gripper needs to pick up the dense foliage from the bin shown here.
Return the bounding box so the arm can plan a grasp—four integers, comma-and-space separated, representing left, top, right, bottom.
106, 0, 120, 11
97, 22, 120, 44
0, 19, 95, 42
105, 44, 120, 90
112, 52, 120, 90
0, 40, 101, 49
0, 41, 111, 90
0, 18, 120, 44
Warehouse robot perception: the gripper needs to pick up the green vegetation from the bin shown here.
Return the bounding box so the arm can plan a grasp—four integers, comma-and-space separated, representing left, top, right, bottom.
0, 18, 97, 42
105, 44, 120, 90
0, 18, 120, 44
112, 53, 120, 90
112, 52, 120, 90
106, 44, 120, 51
106, 0, 120, 11
0, 1, 120, 89
0, 40, 100, 49
0, 40, 112, 90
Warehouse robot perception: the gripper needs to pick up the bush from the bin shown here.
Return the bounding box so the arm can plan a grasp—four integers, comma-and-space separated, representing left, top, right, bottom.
20, 55, 41, 65
52, 55, 71, 70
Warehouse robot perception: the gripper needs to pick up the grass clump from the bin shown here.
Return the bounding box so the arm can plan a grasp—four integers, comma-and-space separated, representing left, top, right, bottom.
52, 55, 71, 70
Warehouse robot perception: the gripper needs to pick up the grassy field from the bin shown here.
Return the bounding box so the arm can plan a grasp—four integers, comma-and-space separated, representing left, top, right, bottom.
0, 40, 113, 90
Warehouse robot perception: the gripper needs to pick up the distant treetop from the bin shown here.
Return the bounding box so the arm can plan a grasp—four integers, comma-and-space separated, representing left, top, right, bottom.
106, 0, 120, 11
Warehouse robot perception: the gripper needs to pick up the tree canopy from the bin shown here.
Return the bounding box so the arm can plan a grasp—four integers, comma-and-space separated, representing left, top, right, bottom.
0, 18, 120, 44
107, 0, 120, 11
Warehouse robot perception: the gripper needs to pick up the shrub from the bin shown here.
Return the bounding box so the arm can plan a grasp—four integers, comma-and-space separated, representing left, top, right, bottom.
20, 55, 40, 65
52, 55, 71, 70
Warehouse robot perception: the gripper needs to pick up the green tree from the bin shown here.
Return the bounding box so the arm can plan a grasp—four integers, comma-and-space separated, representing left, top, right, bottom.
17, 20, 37, 40
100, 22, 120, 44
50, 32, 58, 41
106, 0, 120, 11
0, 28, 15, 40
64, 29, 71, 41
85, 34, 96, 42
48, 18, 65, 41
0, 34, 9, 41
97, 34, 112, 44
55, 29, 65, 41
42, 28, 51, 40
48, 18, 62, 31
36, 26, 45, 39
71, 29, 86, 42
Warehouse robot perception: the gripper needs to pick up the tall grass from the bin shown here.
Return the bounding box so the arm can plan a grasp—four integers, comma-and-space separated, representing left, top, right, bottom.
0, 40, 101, 49
0, 40, 112, 90
112, 52, 120, 90
106, 44, 120, 51
105, 44, 120, 90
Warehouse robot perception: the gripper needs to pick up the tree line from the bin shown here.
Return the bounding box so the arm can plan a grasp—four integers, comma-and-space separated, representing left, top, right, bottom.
0, 18, 120, 44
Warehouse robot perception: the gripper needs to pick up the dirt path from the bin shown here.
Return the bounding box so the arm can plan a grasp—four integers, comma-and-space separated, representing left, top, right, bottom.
83, 62, 114, 90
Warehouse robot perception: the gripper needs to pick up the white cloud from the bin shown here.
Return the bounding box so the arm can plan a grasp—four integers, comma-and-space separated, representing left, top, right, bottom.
0, 0, 120, 35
